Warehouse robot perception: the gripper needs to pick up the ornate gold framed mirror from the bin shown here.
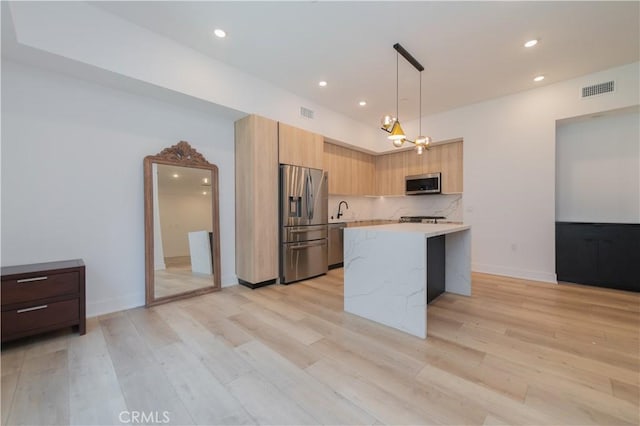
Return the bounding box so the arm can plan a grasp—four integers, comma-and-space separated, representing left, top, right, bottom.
144, 141, 221, 307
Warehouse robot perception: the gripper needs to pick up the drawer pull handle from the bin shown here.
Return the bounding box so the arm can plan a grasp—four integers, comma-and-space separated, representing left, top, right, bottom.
17, 276, 48, 283
17, 305, 48, 314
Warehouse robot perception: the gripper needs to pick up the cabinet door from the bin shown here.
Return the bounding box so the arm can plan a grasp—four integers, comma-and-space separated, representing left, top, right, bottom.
375, 151, 406, 196
556, 223, 599, 285
352, 150, 375, 196
235, 115, 279, 284
406, 148, 424, 176
424, 144, 442, 174
279, 123, 323, 169
323, 143, 338, 194
324, 143, 375, 196
441, 141, 463, 193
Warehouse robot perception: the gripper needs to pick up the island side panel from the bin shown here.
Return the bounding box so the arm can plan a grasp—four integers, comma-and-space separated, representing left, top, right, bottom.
445, 228, 472, 296
344, 228, 427, 339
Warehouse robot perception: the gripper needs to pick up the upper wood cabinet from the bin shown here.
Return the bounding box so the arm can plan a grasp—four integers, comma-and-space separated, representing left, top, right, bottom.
375, 151, 407, 196
278, 122, 323, 169
323, 143, 375, 195
440, 141, 463, 194
234, 115, 279, 287
374, 140, 463, 196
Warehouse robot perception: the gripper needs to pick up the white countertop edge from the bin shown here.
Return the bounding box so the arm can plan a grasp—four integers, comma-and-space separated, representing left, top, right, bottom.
344, 223, 470, 238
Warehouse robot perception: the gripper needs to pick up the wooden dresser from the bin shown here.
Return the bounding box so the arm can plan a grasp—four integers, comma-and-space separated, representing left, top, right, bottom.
1, 259, 86, 342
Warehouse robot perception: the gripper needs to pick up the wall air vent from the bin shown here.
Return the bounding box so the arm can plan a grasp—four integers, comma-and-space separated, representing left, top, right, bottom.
581, 81, 615, 98
300, 106, 314, 119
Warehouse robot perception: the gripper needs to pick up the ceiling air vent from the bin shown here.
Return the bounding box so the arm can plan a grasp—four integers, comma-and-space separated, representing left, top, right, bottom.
581, 81, 615, 98
300, 106, 314, 119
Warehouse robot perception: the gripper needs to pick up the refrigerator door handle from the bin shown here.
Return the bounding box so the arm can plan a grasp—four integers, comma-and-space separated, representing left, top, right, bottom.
308, 172, 314, 220
305, 171, 313, 220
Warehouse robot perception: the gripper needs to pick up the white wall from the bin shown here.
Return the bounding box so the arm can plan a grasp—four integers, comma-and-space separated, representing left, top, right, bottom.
556, 109, 640, 223
1, 61, 237, 316
159, 192, 213, 258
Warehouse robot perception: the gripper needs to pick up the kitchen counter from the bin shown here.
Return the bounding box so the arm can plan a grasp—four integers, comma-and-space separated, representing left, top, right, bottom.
344, 223, 471, 339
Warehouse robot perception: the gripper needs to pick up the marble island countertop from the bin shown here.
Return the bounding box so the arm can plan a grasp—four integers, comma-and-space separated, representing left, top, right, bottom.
345, 223, 469, 237
344, 222, 471, 339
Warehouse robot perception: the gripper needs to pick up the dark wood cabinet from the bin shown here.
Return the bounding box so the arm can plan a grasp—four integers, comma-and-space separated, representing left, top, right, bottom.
427, 235, 446, 303
1, 259, 86, 342
556, 223, 640, 292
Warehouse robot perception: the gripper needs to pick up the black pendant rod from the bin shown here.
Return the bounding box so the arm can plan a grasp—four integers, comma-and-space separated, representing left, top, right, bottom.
393, 43, 424, 72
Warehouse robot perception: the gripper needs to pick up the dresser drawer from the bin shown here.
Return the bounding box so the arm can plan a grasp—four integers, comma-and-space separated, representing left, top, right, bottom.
2, 272, 79, 306
1, 299, 79, 337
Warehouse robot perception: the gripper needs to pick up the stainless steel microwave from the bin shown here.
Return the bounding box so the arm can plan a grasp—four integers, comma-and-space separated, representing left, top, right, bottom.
405, 173, 441, 195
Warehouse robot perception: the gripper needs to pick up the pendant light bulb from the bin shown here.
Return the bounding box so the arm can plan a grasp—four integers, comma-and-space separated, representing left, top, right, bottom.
415, 136, 431, 147
392, 138, 405, 148
381, 114, 396, 130
416, 145, 424, 155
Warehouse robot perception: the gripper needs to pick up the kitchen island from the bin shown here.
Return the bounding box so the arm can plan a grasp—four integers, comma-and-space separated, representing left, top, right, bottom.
344, 223, 471, 339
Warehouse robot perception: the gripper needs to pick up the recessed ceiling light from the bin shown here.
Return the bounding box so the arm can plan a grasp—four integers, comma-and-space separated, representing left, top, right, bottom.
172, 173, 179, 178
202, 191, 208, 195
318, 81, 327, 87
214, 29, 226, 38
533, 75, 545, 82
524, 39, 538, 48
359, 100, 367, 106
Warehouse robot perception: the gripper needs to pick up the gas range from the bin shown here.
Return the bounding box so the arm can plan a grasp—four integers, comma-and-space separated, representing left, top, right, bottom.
399, 216, 446, 224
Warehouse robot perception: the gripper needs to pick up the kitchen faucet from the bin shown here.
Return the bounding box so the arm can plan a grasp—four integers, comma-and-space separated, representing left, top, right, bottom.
337, 200, 349, 219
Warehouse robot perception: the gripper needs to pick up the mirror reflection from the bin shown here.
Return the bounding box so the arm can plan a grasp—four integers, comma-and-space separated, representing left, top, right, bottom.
152, 163, 214, 298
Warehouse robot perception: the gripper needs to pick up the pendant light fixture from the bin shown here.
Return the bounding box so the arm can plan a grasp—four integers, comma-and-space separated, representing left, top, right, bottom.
380, 43, 431, 155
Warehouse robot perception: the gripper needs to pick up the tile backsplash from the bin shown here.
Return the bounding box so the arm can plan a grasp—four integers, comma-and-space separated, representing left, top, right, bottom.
328, 194, 463, 222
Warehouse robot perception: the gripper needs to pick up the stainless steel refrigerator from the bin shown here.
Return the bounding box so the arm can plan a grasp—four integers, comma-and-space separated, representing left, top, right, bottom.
280, 164, 328, 284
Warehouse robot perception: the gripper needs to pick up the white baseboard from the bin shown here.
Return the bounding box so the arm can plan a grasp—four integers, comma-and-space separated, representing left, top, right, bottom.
472, 262, 558, 284
87, 275, 238, 318
87, 292, 145, 318
221, 274, 238, 288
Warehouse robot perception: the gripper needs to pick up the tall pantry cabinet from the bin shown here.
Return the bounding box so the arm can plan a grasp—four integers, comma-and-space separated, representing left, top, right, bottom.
234, 115, 279, 288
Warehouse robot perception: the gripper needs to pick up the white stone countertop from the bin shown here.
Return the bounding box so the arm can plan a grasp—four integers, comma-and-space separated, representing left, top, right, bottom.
345, 222, 470, 237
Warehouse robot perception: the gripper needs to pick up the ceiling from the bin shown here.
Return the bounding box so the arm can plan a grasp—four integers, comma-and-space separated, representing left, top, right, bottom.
83, 2, 640, 127
157, 164, 213, 197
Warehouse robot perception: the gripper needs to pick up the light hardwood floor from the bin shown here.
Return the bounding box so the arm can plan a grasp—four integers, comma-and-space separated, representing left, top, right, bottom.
2, 270, 639, 425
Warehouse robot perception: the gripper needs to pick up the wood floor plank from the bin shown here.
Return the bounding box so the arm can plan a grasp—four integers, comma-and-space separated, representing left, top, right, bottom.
1, 372, 19, 425
153, 342, 255, 425
126, 307, 181, 350
416, 364, 558, 426
229, 312, 322, 369
154, 303, 254, 385
611, 378, 640, 406
68, 319, 126, 425
235, 340, 377, 425
227, 370, 319, 425
238, 302, 323, 345
524, 385, 636, 425
7, 349, 69, 425
306, 357, 435, 425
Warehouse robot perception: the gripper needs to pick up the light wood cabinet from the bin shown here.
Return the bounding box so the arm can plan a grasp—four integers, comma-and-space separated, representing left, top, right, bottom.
439, 141, 463, 194
323, 143, 375, 195
375, 151, 407, 196
234, 115, 279, 287
278, 122, 323, 169
374, 140, 463, 195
